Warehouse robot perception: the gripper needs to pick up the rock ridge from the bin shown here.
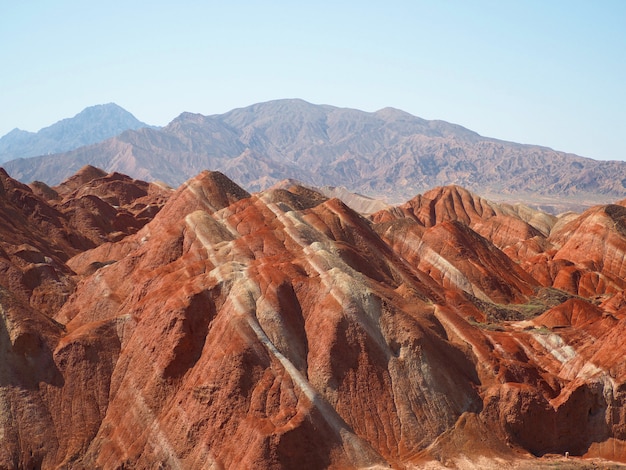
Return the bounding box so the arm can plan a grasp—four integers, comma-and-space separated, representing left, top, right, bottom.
0, 166, 626, 468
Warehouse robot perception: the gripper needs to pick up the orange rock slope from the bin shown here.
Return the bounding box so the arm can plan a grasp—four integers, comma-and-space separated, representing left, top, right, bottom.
2, 167, 626, 469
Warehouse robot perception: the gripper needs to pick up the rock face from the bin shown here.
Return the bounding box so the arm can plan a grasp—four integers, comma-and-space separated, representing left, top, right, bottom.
2, 166, 626, 469
5, 99, 626, 213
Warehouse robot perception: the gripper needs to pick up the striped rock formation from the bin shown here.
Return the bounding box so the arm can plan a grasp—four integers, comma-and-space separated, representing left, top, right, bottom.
1, 167, 625, 469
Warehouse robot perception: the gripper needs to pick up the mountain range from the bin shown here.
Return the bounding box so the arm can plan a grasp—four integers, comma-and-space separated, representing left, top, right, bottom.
4, 99, 626, 213
0, 103, 150, 163
2, 165, 626, 468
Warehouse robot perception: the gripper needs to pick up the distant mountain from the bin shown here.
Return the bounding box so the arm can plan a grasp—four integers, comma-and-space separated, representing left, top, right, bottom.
4, 99, 626, 212
0, 103, 151, 162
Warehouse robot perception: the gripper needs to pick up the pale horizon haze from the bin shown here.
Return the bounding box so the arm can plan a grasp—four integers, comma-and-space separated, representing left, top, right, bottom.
2, 1, 625, 161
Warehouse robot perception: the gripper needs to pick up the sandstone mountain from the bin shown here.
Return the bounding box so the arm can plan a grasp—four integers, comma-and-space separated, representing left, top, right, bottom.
4, 99, 626, 213
0, 103, 151, 163
2, 165, 626, 468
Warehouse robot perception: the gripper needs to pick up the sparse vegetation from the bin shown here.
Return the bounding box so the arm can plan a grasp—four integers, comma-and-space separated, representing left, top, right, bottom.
468, 287, 579, 323
466, 316, 506, 331
533, 326, 552, 335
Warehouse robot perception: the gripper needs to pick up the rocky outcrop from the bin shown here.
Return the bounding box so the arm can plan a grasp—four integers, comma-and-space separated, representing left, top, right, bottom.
2, 166, 626, 468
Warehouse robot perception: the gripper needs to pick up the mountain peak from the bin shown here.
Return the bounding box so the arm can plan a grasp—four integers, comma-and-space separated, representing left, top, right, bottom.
74, 102, 129, 118
54, 165, 108, 195
374, 106, 417, 120
53, 103, 147, 131
0, 104, 151, 163
4, 128, 32, 137
156, 170, 251, 223
169, 111, 209, 126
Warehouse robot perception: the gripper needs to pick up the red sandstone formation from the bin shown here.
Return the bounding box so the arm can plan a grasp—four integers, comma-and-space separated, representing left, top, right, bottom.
1, 167, 626, 469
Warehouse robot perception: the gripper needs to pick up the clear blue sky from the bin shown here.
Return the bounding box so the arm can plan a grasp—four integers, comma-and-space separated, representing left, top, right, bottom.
2, 1, 625, 160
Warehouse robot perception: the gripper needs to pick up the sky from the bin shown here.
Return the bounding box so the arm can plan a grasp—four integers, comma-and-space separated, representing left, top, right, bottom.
2, 0, 625, 161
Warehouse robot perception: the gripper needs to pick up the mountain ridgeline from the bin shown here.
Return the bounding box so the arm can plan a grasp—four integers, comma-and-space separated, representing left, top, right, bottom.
4, 99, 626, 213
0, 103, 151, 163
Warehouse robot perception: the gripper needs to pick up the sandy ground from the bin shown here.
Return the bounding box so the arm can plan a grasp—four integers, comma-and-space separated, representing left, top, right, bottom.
413, 455, 626, 469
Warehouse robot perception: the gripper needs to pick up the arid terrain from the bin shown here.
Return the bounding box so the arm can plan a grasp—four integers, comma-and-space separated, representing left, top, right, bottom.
2, 165, 626, 469
5, 100, 626, 213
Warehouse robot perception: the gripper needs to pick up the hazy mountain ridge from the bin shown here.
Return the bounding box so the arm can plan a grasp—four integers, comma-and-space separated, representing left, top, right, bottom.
4, 99, 626, 212
0, 103, 151, 163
